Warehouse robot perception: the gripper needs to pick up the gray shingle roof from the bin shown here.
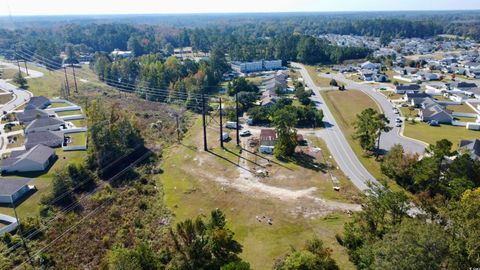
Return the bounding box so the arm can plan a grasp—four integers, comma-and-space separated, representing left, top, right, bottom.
25, 131, 64, 150
459, 139, 480, 159
2, 144, 56, 168
16, 109, 49, 123
25, 117, 65, 131
0, 178, 32, 196
25, 96, 50, 110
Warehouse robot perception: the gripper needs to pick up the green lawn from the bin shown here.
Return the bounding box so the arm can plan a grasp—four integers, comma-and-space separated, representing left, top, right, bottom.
453, 116, 477, 122
399, 106, 418, 119
383, 91, 404, 100
49, 102, 71, 108
321, 90, 404, 192
404, 122, 480, 149
447, 104, 477, 114
0, 150, 86, 219
305, 65, 334, 87
56, 109, 82, 117
6, 134, 25, 149
0, 68, 26, 80
66, 132, 87, 146
69, 119, 86, 128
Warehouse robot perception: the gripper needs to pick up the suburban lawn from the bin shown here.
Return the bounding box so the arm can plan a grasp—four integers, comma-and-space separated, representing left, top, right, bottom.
56, 109, 82, 117
156, 117, 357, 269
48, 102, 71, 108
399, 106, 418, 119
404, 122, 480, 149
0, 150, 86, 219
67, 132, 87, 146
453, 116, 477, 122
321, 90, 404, 192
0, 68, 26, 80
6, 134, 25, 149
447, 104, 477, 114
69, 119, 86, 128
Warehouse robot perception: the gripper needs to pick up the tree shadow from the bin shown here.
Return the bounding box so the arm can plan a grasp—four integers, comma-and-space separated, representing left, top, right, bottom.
286, 152, 328, 173
206, 150, 254, 173
240, 147, 293, 171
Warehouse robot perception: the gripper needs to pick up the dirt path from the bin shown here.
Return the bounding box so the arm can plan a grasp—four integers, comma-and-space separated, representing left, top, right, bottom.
210, 141, 361, 213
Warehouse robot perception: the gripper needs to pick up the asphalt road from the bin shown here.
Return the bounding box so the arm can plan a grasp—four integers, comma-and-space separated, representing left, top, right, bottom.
293, 63, 377, 191
320, 72, 427, 154
0, 61, 42, 112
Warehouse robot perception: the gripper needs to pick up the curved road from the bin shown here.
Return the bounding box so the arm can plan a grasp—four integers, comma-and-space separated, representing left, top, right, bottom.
0, 61, 43, 112
320, 72, 427, 154
293, 63, 377, 191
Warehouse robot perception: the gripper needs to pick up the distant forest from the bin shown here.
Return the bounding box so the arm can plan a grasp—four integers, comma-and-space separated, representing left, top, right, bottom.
1, 12, 480, 65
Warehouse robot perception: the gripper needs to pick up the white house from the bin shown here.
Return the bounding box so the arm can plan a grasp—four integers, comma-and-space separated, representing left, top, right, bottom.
0, 178, 34, 204
1, 145, 56, 174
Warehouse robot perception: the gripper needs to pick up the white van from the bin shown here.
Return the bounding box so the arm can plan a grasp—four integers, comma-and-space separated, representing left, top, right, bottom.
225, 121, 238, 129
259, 145, 274, 154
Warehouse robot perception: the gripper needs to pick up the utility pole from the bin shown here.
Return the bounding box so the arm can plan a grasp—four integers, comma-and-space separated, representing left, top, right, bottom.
12, 202, 35, 269
219, 97, 224, 148
175, 113, 180, 142
71, 64, 78, 93
202, 93, 208, 151
63, 66, 70, 97
235, 93, 240, 146
23, 60, 29, 76
16, 56, 21, 74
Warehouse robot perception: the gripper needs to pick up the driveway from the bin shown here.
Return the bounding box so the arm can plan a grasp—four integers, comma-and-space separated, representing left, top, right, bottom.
292, 63, 377, 191
318, 72, 427, 154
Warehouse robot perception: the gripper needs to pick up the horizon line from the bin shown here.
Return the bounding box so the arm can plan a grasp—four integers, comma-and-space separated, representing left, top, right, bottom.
2, 9, 480, 18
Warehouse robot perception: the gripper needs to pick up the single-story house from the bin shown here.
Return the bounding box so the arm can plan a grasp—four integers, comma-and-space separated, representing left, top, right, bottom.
2, 144, 56, 174
360, 70, 375, 81
375, 74, 389, 83
464, 87, 480, 99
0, 178, 34, 204
261, 95, 277, 107
259, 129, 277, 147
420, 104, 453, 124
24, 96, 50, 111
24, 131, 64, 150
360, 61, 380, 70
459, 139, 480, 160
25, 117, 65, 134
16, 109, 49, 124
451, 81, 478, 92
395, 84, 421, 94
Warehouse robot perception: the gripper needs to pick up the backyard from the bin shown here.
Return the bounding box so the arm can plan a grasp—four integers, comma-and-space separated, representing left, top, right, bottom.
404, 122, 480, 148
56, 109, 82, 117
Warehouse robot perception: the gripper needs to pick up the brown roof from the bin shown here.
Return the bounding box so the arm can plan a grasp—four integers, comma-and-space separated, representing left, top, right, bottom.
260, 129, 277, 141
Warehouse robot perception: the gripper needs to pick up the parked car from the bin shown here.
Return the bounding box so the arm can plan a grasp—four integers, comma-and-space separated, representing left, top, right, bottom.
401, 103, 409, 107
393, 109, 399, 114
240, 130, 251, 137
395, 122, 402, 127
225, 121, 238, 129
222, 132, 230, 141
395, 118, 402, 123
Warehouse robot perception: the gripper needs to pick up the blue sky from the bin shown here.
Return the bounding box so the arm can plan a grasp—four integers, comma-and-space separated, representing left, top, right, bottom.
1, 0, 480, 16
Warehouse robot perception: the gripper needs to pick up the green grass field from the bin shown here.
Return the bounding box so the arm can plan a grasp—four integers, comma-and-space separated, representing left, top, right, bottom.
49, 102, 71, 108
399, 106, 418, 119
404, 122, 480, 148
321, 90, 404, 192
305, 65, 334, 87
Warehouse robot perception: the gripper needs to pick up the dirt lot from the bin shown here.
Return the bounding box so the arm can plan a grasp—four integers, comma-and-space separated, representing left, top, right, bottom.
157, 116, 361, 269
